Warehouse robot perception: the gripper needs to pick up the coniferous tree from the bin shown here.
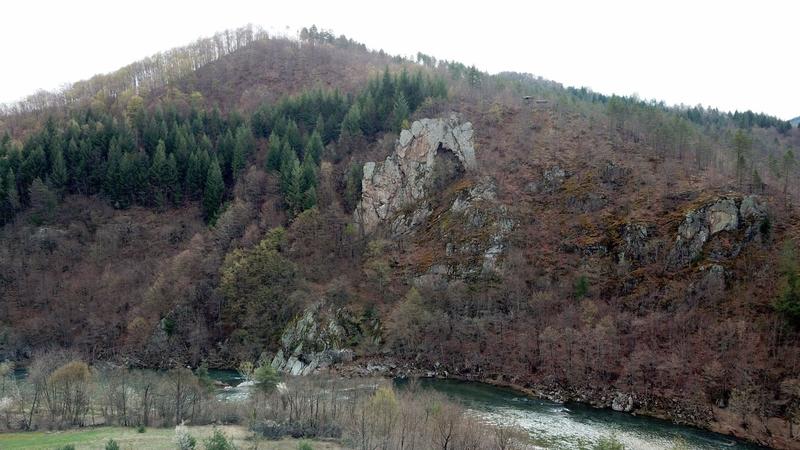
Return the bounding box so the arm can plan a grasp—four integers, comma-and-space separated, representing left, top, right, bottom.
284, 159, 304, 216
303, 186, 317, 211
186, 152, 203, 200
150, 140, 169, 206
341, 104, 363, 137
265, 132, 283, 171
305, 131, 324, 165
343, 163, 363, 213
29, 177, 56, 223
284, 120, 302, 154
300, 155, 317, 192
77, 140, 93, 194
105, 140, 124, 205
218, 130, 235, 179
20, 145, 47, 189
314, 114, 328, 144
232, 125, 253, 176
50, 145, 68, 194
166, 153, 180, 204
203, 157, 225, 222
360, 93, 380, 137
279, 144, 299, 195
392, 92, 410, 132
65, 138, 81, 192
379, 68, 395, 117
4, 169, 20, 213
174, 129, 190, 180
231, 139, 247, 178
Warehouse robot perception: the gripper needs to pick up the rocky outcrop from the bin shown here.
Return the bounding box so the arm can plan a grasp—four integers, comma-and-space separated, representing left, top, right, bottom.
567, 192, 608, 213
409, 179, 514, 285
444, 180, 514, 276
353, 116, 513, 279
270, 303, 356, 375
618, 222, 655, 266
600, 160, 631, 187
355, 116, 476, 234
525, 165, 568, 194
667, 195, 768, 270
611, 392, 635, 412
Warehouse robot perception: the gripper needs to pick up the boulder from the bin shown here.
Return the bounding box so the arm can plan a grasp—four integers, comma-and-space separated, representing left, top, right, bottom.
611, 392, 635, 412
355, 116, 476, 233
706, 198, 738, 235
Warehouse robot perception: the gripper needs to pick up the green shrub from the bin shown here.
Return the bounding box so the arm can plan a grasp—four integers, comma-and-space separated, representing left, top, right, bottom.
204, 427, 237, 450
298, 441, 314, 450
253, 362, 281, 394
175, 423, 197, 450
137, 424, 146, 433
574, 274, 589, 299
105, 439, 120, 450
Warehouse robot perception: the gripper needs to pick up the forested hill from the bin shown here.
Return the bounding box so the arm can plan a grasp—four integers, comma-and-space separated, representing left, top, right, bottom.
2, 24, 800, 448
791, 116, 800, 127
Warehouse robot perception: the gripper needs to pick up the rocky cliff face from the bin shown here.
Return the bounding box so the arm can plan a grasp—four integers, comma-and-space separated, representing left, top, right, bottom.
270, 303, 357, 375
667, 195, 768, 270
355, 116, 477, 234
354, 116, 513, 279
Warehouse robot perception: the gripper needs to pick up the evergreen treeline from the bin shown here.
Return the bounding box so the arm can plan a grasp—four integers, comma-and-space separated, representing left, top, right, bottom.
252, 68, 447, 217
563, 85, 792, 133
1, 67, 447, 225
0, 100, 252, 225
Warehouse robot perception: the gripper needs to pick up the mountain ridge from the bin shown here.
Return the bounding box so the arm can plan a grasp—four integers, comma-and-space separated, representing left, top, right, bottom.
1, 25, 800, 448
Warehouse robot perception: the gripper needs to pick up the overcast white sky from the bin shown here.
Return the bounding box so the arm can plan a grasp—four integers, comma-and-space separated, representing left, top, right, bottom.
2, 0, 798, 119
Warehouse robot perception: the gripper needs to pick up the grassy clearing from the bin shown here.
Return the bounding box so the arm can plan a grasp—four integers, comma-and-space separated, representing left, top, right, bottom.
0, 425, 343, 450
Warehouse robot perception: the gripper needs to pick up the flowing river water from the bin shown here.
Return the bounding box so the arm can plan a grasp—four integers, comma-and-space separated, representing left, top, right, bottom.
408, 378, 767, 450
212, 370, 767, 449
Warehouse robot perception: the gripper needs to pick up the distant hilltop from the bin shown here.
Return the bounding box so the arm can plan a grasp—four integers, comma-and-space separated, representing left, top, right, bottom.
791, 116, 800, 127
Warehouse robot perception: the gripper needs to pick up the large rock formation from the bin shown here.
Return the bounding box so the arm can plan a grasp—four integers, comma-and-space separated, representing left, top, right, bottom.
355, 116, 477, 233
270, 303, 357, 376
355, 116, 513, 281
667, 195, 768, 270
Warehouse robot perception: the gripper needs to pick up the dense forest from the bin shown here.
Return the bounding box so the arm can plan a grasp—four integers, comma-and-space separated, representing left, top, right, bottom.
2, 24, 800, 448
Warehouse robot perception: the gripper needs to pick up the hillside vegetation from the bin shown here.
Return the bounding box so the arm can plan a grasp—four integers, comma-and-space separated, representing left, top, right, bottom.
2, 24, 800, 448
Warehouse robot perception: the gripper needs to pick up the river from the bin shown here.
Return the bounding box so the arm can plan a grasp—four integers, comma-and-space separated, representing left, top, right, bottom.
10, 367, 768, 449
409, 378, 767, 450
212, 370, 766, 449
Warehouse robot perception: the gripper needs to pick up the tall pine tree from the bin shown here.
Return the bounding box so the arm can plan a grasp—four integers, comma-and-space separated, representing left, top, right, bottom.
203, 157, 225, 223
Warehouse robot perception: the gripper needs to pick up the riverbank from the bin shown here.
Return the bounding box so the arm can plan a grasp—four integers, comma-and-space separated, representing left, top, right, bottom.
330, 356, 781, 449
